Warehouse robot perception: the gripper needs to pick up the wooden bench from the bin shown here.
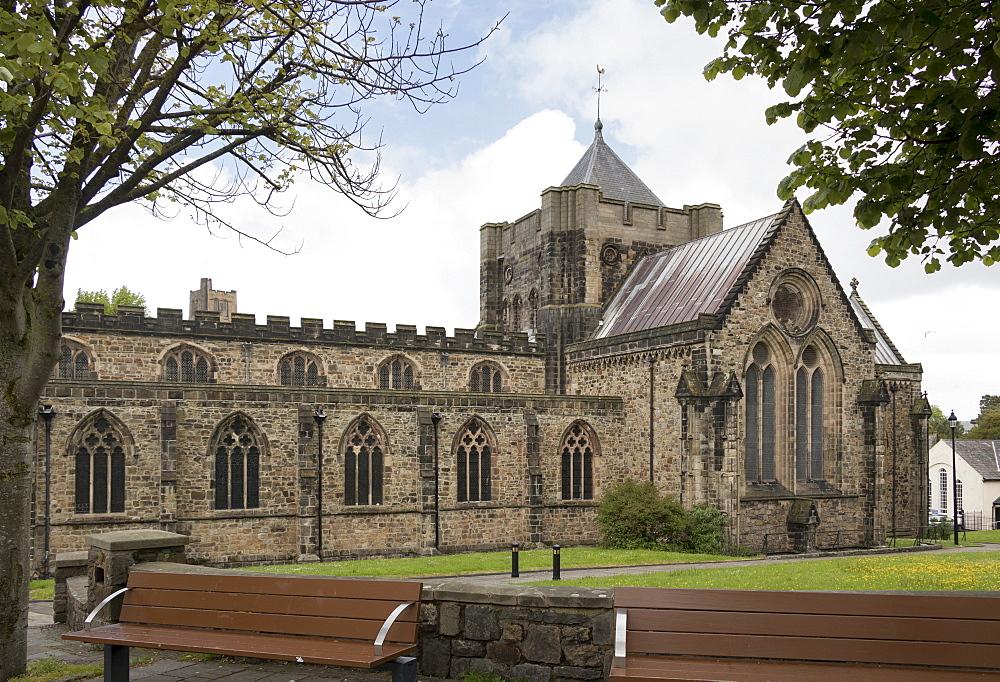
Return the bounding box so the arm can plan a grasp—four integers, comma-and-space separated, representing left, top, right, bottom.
611, 586, 1000, 680
63, 570, 422, 682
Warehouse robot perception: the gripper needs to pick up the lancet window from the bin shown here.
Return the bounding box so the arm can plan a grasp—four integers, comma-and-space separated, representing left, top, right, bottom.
455, 418, 494, 502
72, 411, 129, 514
59, 341, 92, 379
745, 342, 777, 482
212, 415, 263, 510
279, 352, 321, 386
377, 355, 417, 390
469, 362, 505, 393
164, 345, 212, 383
342, 416, 385, 506
560, 421, 596, 500
795, 345, 825, 481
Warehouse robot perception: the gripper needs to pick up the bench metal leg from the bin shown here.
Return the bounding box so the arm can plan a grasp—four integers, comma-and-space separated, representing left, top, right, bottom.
376, 656, 417, 682
104, 644, 129, 682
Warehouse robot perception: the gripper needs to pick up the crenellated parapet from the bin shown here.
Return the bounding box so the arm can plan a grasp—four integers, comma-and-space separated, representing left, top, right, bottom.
64, 303, 545, 354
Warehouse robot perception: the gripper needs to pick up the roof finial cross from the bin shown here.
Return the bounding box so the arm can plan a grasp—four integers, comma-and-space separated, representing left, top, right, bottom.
595, 65, 607, 123
850, 277, 859, 294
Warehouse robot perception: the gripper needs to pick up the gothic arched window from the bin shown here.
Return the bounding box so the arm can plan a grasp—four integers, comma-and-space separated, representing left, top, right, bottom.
279, 351, 322, 386
560, 421, 597, 500
71, 410, 129, 514
528, 289, 539, 331
212, 414, 264, 510
745, 342, 777, 482
342, 415, 385, 506
512, 295, 522, 331
164, 345, 213, 383
455, 418, 495, 502
377, 355, 417, 390
58, 340, 92, 379
502, 298, 510, 331
469, 361, 505, 393
795, 345, 825, 481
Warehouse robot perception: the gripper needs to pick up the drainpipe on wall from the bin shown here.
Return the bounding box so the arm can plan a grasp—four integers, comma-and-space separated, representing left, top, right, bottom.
313, 410, 327, 561
431, 412, 443, 551
646, 356, 655, 483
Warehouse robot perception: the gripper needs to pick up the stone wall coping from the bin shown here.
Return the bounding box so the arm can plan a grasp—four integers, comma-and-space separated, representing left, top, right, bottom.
53, 551, 89, 568
87, 530, 191, 551
422, 580, 613, 609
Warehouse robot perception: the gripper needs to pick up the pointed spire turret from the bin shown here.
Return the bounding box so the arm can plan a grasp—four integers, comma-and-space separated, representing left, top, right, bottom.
561, 121, 664, 207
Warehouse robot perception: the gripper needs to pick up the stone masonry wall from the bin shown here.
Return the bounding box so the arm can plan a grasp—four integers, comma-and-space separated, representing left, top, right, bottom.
33, 382, 625, 570
60, 309, 545, 394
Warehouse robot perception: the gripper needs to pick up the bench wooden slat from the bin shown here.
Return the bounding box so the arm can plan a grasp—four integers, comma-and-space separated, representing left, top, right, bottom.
609, 655, 1000, 681
629, 608, 1000, 645
62, 623, 415, 668
119, 604, 418, 643
615, 586, 1000, 620
127, 570, 423, 602
627, 630, 1000, 669
123, 587, 418, 623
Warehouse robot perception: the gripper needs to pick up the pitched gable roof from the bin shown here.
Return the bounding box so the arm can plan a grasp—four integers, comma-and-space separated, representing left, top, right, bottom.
561, 119, 664, 207
849, 288, 906, 365
594, 212, 780, 338
949, 440, 1000, 481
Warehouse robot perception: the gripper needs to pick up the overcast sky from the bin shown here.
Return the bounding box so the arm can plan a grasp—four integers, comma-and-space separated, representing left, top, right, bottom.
63, 0, 998, 420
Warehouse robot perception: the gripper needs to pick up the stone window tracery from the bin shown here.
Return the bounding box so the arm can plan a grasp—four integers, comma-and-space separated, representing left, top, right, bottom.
71, 410, 129, 514
560, 421, 597, 500
528, 289, 539, 331
279, 351, 322, 386
342, 416, 385, 506
469, 361, 505, 393
512, 295, 522, 331
745, 342, 777, 482
164, 345, 212, 383
377, 355, 417, 390
795, 345, 825, 481
212, 414, 263, 510
455, 418, 494, 502
58, 341, 92, 379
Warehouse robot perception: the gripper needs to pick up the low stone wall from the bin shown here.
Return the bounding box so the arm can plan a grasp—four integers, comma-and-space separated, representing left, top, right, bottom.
419, 580, 611, 680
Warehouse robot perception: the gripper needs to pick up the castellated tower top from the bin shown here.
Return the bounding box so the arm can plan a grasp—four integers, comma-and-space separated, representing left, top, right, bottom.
560, 119, 664, 207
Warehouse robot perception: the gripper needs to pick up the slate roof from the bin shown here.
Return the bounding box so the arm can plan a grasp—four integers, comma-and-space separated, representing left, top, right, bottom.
594, 212, 781, 338
561, 119, 664, 206
949, 440, 1000, 481
850, 292, 906, 365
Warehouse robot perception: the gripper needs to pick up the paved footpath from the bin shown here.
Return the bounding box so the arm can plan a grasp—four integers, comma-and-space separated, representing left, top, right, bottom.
26, 543, 999, 681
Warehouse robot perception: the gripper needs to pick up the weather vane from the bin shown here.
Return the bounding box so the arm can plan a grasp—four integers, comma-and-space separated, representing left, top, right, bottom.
595, 65, 607, 120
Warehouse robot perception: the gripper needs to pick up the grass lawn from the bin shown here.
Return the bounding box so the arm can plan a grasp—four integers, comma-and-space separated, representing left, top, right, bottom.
529, 550, 1000, 590
965, 529, 1000, 543
29, 580, 53, 600
242, 547, 741, 578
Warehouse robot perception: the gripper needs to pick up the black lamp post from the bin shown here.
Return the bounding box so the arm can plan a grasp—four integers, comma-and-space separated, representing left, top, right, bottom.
313, 409, 327, 561
38, 405, 55, 579
948, 410, 959, 546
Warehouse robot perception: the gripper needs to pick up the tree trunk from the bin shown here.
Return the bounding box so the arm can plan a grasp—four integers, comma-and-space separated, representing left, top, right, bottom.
0, 351, 34, 681
0, 198, 71, 679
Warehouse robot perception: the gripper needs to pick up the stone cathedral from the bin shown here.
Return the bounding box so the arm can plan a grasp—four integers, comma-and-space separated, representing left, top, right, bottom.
30, 121, 931, 569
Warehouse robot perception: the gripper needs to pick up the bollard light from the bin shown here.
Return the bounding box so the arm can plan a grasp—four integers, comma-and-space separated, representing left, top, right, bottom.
511, 542, 519, 578
552, 544, 561, 580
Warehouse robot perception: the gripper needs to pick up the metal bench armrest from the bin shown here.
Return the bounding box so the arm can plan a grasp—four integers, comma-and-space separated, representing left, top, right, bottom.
614, 607, 628, 668
84, 587, 131, 630
374, 601, 414, 655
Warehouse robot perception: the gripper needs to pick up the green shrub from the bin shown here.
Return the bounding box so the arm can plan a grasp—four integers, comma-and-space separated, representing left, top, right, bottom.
926, 518, 954, 541
597, 480, 688, 549
686, 504, 728, 554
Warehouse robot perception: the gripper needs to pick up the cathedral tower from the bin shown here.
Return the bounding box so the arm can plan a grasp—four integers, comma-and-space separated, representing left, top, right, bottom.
478, 119, 723, 392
